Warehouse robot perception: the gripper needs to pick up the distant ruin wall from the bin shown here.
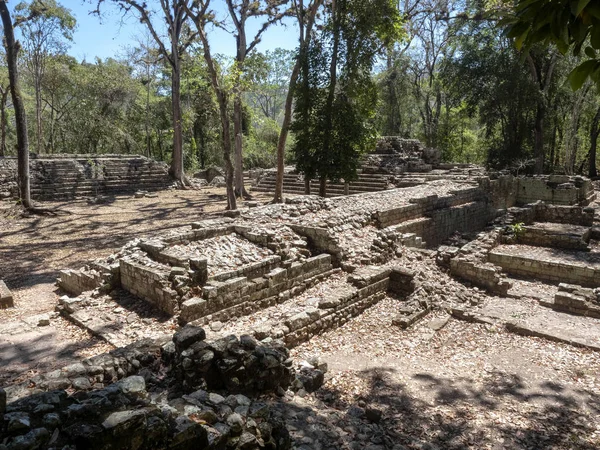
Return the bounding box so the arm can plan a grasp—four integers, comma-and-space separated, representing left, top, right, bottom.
0, 155, 172, 200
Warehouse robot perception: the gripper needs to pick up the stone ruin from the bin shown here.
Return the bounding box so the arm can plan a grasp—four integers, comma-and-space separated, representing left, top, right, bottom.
2, 142, 600, 448
0, 155, 173, 201
254, 137, 482, 197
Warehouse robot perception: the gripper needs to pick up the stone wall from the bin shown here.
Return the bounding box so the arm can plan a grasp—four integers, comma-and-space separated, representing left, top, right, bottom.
441, 229, 512, 295
489, 246, 600, 288
0, 155, 173, 201
540, 283, 600, 318
2, 329, 294, 450
514, 223, 591, 251
182, 254, 334, 324
515, 176, 595, 206
58, 262, 119, 297
120, 258, 179, 315
0, 158, 17, 199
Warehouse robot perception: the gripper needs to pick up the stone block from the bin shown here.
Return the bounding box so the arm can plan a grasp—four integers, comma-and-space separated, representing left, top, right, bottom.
0, 280, 14, 308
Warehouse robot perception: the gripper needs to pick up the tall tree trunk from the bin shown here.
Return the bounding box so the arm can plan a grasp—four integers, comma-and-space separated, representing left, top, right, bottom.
273, 0, 322, 203
170, 59, 184, 183
233, 95, 248, 197
197, 27, 236, 210
145, 65, 152, 158
589, 106, 600, 178
304, 177, 311, 195
1, 2, 31, 208
273, 62, 299, 202
319, 176, 326, 197
320, 0, 340, 197
533, 103, 545, 174
0, 88, 7, 157
35, 75, 42, 154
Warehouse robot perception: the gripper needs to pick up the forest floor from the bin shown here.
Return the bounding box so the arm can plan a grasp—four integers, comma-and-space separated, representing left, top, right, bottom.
1, 184, 600, 449
0, 186, 272, 384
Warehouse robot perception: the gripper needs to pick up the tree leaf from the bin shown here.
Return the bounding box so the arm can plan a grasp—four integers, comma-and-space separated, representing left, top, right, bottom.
571, 0, 592, 17
591, 25, 600, 49
585, 46, 597, 58
568, 59, 598, 90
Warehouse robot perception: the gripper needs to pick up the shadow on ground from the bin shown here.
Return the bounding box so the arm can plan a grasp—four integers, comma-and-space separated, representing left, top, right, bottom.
276, 367, 600, 449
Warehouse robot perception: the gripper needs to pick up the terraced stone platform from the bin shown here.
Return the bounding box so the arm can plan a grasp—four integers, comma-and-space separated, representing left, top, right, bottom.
0, 155, 173, 200
489, 245, 600, 287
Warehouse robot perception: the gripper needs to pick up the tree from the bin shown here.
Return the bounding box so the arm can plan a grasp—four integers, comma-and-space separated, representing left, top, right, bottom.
127, 31, 162, 158
0, 0, 31, 207
224, 0, 288, 199
273, 0, 322, 203
186, 1, 237, 210
246, 48, 294, 121
588, 105, 600, 177
505, 0, 600, 91
443, 20, 539, 169
291, 0, 403, 197
15, 0, 75, 154
95, 0, 196, 184
0, 62, 11, 156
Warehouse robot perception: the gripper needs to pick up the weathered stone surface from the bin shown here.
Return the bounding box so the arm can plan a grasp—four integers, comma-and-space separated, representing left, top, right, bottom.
0, 280, 14, 309
174, 325, 206, 350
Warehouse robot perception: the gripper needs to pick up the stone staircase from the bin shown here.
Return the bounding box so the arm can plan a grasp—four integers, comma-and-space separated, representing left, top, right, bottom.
253, 171, 389, 197
27, 155, 172, 200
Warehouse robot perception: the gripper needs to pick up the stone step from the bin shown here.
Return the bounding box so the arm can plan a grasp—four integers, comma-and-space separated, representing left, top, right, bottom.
201, 266, 391, 348
258, 180, 387, 191
33, 175, 171, 184
260, 174, 387, 186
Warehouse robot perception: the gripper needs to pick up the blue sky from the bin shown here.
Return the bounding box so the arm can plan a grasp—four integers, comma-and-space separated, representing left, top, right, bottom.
45, 1, 299, 61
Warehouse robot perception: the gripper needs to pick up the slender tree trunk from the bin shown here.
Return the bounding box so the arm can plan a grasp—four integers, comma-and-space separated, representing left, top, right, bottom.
549, 124, 557, 173
273, 63, 299, 202
0, 88, 7, 157
533, 103, 545, 174
170, 60, 184, 183
233, 95, 248, 197
35, 76, 42, 154
217, 91, 236, 209
320, 0, 340, 197
1, 2, 31, 208
273, 0, 322, 203
197, 26, 236, 210
589, 106, 600, 178
319, 176, 327, 197
304, 177, 311, 195
145, 66, 151, 158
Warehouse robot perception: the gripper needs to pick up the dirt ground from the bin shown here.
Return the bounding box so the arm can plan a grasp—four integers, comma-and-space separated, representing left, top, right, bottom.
1, 186, 600, 448
0, 187, 272, 384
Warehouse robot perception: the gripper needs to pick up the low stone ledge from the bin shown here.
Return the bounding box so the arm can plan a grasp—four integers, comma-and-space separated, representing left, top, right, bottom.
450, 259, 512, 295
347, 266, 391, 288
392, 307, 430, 329
539, 283, 600, 318
489, 246, 600, 288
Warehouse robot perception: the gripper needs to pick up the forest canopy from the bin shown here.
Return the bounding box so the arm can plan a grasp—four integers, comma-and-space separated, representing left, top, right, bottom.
0, 0, 597, 183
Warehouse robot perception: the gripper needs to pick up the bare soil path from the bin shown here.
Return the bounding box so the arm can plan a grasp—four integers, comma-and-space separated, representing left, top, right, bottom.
0, 187, 271, 384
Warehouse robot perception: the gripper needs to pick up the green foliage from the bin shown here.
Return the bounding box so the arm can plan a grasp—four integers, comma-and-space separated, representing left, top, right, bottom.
504, 0, 600, 90
291, 0, 404, 186
509, 222, 525, 238
442, 21, 540, 168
